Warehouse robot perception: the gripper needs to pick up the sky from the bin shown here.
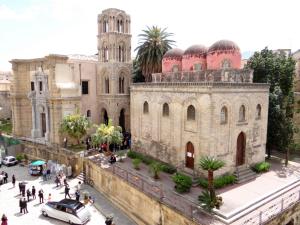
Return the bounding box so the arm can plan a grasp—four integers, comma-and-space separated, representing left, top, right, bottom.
1, 0, 300, 71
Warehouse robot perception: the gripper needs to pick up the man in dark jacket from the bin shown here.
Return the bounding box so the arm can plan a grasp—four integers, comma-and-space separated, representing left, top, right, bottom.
64, 185, 71, 199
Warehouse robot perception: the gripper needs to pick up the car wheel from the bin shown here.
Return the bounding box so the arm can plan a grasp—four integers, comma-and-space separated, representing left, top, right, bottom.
42, 211, 48, 217
68, 220, 73, 225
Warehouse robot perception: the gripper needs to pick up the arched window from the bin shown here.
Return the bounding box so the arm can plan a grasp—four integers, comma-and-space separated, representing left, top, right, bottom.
104, 47, 109, 62
117, 20, 123, 32
143, 101, 149, 114
103, 20, 108, 32
239, 105, 246, 122
86, 110, 91, 118
162, 103, 169, 117
220, 106, 228, 124
119, 77, 125, 93
222, 59, 231, 69
187, 105, 195, 121
194, 64, 202, 71
256, 104, 262, 119
173, 65, 179, 72
105, 78, 109, 93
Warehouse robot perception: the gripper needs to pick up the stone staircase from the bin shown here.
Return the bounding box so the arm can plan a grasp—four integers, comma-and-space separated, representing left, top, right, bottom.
76, 171, 86, 183
234, 165, 256, 184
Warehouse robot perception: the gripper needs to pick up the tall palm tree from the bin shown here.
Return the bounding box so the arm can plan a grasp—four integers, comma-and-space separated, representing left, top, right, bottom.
199, 156, 225, 202
135, 26, 175, 82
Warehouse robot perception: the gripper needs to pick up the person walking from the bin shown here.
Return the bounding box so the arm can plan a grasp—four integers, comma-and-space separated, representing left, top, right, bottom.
1, 214, 8, 225
26, 189, 31, 202
19, 198, 22, 213
48, 193, 51, 202
64, 185, 71, 199
75, 181, 81, 191
12, 174, 16, 188
31, 186, 36, 199
75, 190, 80, 201
38, 189, 44, 204
18, 182, 22, 195
4, 172, 8, 184
23, 198, 28, 213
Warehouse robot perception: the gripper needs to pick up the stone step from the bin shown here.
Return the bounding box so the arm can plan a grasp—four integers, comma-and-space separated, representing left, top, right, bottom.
236, 174, 256, 184
234, 166, 256, 184
235, 169, 255, 176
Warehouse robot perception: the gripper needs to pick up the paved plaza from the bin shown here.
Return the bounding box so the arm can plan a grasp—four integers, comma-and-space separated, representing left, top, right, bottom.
0, 164, 135, 225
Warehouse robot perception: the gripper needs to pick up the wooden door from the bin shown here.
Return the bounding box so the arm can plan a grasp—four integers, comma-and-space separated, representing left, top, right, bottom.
236, 132, 245, 166
41, 113, 46, 137
185, 142, 194, 169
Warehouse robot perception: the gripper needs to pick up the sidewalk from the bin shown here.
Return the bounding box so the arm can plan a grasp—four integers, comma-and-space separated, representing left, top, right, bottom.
78, 181, 137, 225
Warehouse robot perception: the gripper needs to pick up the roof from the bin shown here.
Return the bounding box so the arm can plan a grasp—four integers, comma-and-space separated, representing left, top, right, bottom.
208, 40, 240, 53
163, 48, 184, 59
58, 199, 84, 209
183, 45, 207, 56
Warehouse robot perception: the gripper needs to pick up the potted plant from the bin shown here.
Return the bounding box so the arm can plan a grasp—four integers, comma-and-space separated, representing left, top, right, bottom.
149, 162, 162, 179
132, 158, 141, 170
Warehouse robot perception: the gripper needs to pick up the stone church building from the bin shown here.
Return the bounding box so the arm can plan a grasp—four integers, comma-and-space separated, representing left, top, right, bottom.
10, 8, 131, 144
130, 41, 269, 174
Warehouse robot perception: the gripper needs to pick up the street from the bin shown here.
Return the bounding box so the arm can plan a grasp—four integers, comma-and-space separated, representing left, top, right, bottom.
0, 164, 106, 225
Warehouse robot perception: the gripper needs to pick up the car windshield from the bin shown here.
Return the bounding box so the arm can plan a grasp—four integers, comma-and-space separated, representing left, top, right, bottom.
74, 203, 84, 212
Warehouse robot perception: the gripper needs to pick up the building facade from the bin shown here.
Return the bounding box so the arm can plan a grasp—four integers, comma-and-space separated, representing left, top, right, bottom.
131, 41, 269, 175
10, 8, 131, 144
0, 71, 12, 120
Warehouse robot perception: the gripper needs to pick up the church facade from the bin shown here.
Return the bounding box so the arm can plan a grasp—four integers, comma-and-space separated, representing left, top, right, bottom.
130, 41, 269, 174
10, 8, 131, 144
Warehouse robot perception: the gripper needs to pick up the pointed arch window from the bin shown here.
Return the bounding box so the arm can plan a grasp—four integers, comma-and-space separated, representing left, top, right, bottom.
162, 103, 169, 117
143, 101, 149, 114
105, 78, 109, 93
119, 76, 125, 93
104, 47, 109, 62
221, 106, 228, 124
187, 105, 195, 121
239, 105, 246, 122
103, 20, 109, 32
256, 104, 262, 120
86, 110, 91, 118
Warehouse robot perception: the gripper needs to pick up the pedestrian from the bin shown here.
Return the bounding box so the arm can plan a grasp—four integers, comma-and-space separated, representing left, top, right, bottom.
38, 189, 44, 204
63, 178, 67, 186
19, 198, 23, 213
55, 175, 60, 187
48, 193, 51, 201
63, 137, 67, 148
21, 187, 25, 197
12, 174, 16, 188
32, 186, 36, 199
18, 182, 22, 195
23, 198, 28, 213
75, 190, 80, 201
105, 215, 114, 225
26, 189, 31, 202
75, 181, 81, 191
1, 214, 8, 225
4, 172, 8, 183
46, 168, 51, 180
64, 185, 71, 199
42, 169, 47, 181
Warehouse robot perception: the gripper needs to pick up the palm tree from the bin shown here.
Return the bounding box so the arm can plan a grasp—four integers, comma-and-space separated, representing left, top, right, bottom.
199, 156, 225, 203
92, 119, 123, 152
135, 26, 175, 82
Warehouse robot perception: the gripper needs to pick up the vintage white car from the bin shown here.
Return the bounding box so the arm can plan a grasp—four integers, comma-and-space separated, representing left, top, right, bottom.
2, 156, 18, 166
41, 199, 91, 224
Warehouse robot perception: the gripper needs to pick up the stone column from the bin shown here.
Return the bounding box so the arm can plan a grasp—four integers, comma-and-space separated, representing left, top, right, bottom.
31, 100, 39, 138
45, 106, 50, 141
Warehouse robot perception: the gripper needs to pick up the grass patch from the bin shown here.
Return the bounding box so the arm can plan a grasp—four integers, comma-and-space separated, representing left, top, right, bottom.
172, 172, 192, 193
198, 174, 236, 189
0, 119, 12, 134
127, 150, 176, 174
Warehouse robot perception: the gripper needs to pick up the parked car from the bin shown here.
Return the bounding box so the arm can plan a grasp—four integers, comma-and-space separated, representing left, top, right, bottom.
41, 199, 91, 224
2, 156, 18, 166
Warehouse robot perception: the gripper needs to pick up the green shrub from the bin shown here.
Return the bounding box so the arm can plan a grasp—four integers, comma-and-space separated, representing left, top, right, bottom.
198, 190, 214, 212
149, 162, 162, 179
198, 174, 236, 189
132, 158, 142, 170
252, 162, 270, 173
16, 153, 24, 161
127, 150, 139, 159
172, 172, 192, 193
160, 163, 177, 174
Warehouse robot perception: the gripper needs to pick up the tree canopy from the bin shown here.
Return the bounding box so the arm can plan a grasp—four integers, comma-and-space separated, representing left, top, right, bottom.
246, 48, 296, 153
135, 26, 175, 82
59, 110, 91, 145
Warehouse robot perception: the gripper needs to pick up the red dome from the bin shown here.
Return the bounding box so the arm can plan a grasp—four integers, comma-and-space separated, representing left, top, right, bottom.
163, 48, 184, 59
184, 45, 207, 56
208, 40, 240, 53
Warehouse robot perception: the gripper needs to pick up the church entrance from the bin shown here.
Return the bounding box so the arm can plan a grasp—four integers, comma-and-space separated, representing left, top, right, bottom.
236, 132, 246, 166
119, 108, 125, 132
41, 113, 46, 137
101, 109, 109, 125
185, 142, 194, 169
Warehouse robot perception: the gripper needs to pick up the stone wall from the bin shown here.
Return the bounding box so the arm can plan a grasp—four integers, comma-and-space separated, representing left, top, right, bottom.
20, 140, 83, 176
85, 160, 201, 225
130, 83, 269, 175
266, 202, 300, 225
0, 91, 11, 119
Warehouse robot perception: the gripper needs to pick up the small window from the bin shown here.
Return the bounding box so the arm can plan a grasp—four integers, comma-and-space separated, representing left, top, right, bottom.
39, 81, 43, 91
82, 81, 89, 95
31, 82, 35, 91
105, 78, 109, 93
222, 59, 231, 69
239, 105, 246, 122
187, 105, 195, 121
220, 106, 228, 124
143, 101, 149, 114
173, 65, 179, 72
87, 110, 91, 118
194, 64, 202, 71
119, 77, 125, 93
162, 103, 169, 117
256, 104, 261, 119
